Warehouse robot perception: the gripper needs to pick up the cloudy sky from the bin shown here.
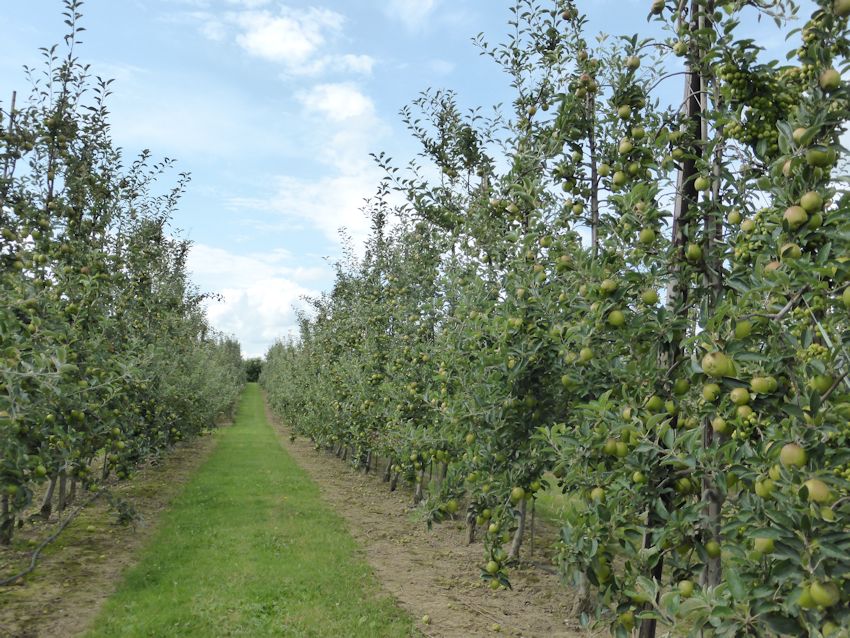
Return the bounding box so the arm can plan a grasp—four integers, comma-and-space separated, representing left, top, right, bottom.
0, 1, 810, 356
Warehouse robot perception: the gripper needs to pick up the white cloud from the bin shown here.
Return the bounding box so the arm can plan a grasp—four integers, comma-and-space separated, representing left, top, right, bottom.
227, 169, 380, 248
179, 5, 375, 77
188, 243, 323, 357
385, 0, 440, 29
334, 54, 376, 75
297, 82, 375, 122
233, 8, 342, 66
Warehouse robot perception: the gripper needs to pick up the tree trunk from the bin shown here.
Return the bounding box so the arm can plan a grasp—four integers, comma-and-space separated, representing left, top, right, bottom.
466, 508, 476, 545
382, 459, 392, 482
702, 11, 724, 588
570, 575, 595, 617
40, 475, 57, 519
57, 469, 67, 514
641, 5, 704, 635
390, 471, 399, 492
68, 477, 77, 505
0, 494, 12, 545
508, 498, 527, 561
413, 468, 425, 504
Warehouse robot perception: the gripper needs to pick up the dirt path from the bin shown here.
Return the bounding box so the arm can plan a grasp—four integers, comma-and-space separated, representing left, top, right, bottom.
265, 401, 602, 638
0, 432, 220, 638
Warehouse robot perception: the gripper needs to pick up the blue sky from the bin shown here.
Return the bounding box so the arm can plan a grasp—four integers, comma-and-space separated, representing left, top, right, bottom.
0, 0, 811, 357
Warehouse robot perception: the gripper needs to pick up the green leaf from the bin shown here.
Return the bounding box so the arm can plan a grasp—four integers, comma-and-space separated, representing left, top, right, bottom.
726, 567, 745, 601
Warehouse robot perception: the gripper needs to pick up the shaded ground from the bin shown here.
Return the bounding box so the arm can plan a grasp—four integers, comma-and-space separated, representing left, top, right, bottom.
265, 399, 603, 638
0, 431, 220, 638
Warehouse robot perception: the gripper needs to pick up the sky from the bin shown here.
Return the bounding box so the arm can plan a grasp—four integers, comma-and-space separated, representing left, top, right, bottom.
0, 0, 813, 357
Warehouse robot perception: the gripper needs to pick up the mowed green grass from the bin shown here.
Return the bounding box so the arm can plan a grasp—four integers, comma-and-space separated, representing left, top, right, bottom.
87, 383, 416, 638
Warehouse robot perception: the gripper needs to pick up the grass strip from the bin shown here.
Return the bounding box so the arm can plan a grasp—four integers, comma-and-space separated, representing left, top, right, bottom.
87, 383, 416, 638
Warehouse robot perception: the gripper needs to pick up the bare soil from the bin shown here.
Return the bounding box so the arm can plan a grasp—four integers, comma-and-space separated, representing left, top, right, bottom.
265, 402, 604, 638
0, 432, 220, 638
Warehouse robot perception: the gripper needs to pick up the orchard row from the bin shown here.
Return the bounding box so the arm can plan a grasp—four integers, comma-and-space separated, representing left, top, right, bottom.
263, 1, 850, 636
0, 2, 244, 547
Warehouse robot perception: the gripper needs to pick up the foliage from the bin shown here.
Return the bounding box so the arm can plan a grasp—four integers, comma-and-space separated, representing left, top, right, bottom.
262, 0, 850, 636
0, 1, 244, 545
244, 358, 263, 383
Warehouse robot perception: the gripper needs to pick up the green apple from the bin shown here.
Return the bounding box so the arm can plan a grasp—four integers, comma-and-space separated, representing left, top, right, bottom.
685, 243, 703, 261
678, 580, 695, 598
734, 320, 752, 339
639, 227, 656, 244
804, 478, 831, 503
809, 374, 833, 394
730, 388, 750, 405
800, 191, 823, 213
750, 376, 777, 394
702, 383, 721, 401
755, 479, 775, 498
753, 537, 775, 554
694, 176, 710, 191
780, 243, 802, 260
641, 289, 659, 304
780, 443, 807, 468
798, 585, 816, 609
783, 205, 808, 230
612, 171, 628, 187
608, 309, 626, 327
836, 0, 850, 16
711, 416, 730, 434
705, 540, 721, 558
736, 405, 753, 419
701, 351, 735, 378
646, 395, 665, 412
806, 146, 836, 168
810, 581, 840, 607
820, 68, 841, 91
510, 486, 525, 503
600, 278, 618, 295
